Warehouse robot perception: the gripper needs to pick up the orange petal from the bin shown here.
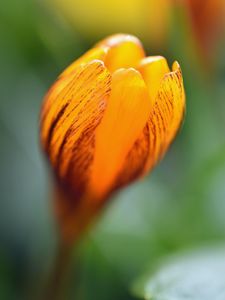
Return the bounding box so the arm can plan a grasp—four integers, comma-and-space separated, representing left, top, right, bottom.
40, 69, 80, 151
144, 61, 185, 172
89, 68, 151, 200
40, 60, 111, 191
59, 46, 108, 78
114, 124, 150, 190
40, 73, 74, 126
98, 34, 145, 73
138, 56, 170, 103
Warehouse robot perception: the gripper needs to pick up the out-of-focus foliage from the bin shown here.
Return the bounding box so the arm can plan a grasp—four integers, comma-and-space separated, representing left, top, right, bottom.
0, 0, 225, 299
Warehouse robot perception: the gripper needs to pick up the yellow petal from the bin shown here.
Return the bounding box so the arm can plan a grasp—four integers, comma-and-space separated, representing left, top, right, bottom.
144, 61, 185, 172
98, 34, 145, 73
40, 60, 111, 190
138, 56, 170, 103
59, 46, 108, 78
89, 68, 151, 200
96, 33, 144, 49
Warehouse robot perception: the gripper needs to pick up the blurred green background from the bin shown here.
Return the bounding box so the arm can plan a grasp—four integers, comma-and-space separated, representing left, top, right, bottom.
0, 0, 225, 299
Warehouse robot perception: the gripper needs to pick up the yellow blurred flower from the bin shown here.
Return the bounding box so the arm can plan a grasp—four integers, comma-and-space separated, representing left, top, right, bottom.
40, 34, 185, 242
48, 0, 172, 48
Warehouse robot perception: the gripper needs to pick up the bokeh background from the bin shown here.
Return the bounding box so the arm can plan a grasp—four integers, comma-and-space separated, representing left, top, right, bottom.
0, 0, 225, 299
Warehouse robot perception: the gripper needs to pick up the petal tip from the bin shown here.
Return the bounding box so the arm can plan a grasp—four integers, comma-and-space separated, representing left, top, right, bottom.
172, 61, 181, 72
139, 55, 167, 67
98, 33, 143, 48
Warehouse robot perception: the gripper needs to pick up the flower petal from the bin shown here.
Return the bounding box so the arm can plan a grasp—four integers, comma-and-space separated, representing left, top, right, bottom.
98, 34, 145, 73
138, 56, 170, 103
40, 73, 75, 125
41, 60, 111, 197
144, 61, 185, 172
59, 46, 108, 78
114, 124, 150, 189
89, 68, 151, 200
96, 33, 144, 49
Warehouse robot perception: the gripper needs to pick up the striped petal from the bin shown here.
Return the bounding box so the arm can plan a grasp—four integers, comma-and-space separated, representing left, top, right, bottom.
89, 68, 151, 200
40, 60, 111, 198
59, 46, 108, 78
144, 61, 185, 172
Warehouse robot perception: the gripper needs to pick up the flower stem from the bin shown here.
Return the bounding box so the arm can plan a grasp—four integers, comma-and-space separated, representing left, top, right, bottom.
42, 239, 74, 300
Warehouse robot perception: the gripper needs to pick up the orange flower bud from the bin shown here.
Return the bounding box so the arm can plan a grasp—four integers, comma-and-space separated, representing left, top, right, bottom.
40, 34, 185, 243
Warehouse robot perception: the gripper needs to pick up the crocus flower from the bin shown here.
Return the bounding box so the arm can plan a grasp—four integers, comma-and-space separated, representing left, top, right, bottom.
40, 34, 185, 243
